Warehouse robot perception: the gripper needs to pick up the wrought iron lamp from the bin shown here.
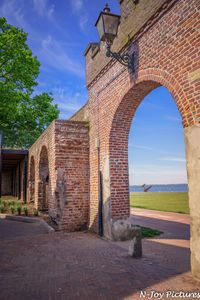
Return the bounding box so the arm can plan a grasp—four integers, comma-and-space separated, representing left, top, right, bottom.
95, 4, 134, 70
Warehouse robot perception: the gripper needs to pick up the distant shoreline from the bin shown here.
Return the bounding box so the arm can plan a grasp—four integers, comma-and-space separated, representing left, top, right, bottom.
130, 183, 188, 193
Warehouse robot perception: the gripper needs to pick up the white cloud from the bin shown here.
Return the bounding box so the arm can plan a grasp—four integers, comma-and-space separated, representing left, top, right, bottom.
70, 0, 88, 33
0, 0, 25, 27
71, 0, 83, 12
52, 86, 87, 119
129, 168, 187, 185
143, 102, 164, 110
129, 144, 153, 150
40, 35, 84, 78
159, 157, 185, 163
33, 0, 55, 21
0, 0, 41, 42
164, 115, 181, 122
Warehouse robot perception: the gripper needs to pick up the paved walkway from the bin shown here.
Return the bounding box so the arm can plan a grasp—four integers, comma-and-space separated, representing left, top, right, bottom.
130, 208, 190, 241
131, 208, 191, 224
0, 212, 199, 300
0, 219, 49, 240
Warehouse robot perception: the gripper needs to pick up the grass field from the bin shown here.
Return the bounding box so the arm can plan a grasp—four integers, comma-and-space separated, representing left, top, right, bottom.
137, 226, 163, 238
130, 192, 189, 214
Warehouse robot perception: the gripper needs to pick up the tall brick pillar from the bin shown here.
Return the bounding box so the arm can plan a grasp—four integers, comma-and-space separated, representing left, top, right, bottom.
185, 125, 200, 280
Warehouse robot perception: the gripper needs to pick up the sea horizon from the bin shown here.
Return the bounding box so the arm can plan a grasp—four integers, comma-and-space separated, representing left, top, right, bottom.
130, 183, 188, 192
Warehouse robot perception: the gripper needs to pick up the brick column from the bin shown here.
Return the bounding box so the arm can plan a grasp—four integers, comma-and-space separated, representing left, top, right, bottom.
185, 125, 200, 280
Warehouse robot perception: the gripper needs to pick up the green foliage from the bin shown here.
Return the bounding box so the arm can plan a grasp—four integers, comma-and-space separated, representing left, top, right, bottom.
23, 206, 28, 216
130, 192, 189, 214
33, 209, 39, 216
2, 200, 7, 208
16, 204, 22, 215
10, 205, 15, 214
136, 225, 163, 238
0, 203, 5, 213
8, 200, 16, 207
0, 17, 59, 148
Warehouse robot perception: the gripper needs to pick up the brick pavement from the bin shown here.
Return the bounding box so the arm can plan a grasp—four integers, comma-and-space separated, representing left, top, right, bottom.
0, 219, 199, 300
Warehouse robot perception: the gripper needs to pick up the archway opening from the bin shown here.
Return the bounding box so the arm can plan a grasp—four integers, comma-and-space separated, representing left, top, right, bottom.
109, 81, 190, 273
29, 156, 35, 203
129, 86, 188, 212
38, 146, 49, 211
128, 86, 189, 241
109, 80, 190, 272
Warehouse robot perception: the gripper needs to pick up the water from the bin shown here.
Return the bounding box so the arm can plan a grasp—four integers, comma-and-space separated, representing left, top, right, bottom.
130, 184, 188, 193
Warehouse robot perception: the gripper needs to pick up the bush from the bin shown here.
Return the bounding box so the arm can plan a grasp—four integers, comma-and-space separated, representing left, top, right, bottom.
17, 205, 22, 215
8, 200, 14, 207
8, 200, 16, 207
10, 205, 15, 214
23, 206, 28, 216
33, 209, 39, 216
0, 203, 5, 213
2, 200, 7, 208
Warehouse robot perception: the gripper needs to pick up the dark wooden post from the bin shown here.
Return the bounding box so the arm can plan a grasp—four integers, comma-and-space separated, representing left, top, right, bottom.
18, 163, 21, 200
14, 169, 16, 197
23, 155, 28, 203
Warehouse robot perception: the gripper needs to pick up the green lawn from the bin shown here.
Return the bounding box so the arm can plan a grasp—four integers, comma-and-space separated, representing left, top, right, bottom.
130, 192, 189, 214
137, 225, 163, 238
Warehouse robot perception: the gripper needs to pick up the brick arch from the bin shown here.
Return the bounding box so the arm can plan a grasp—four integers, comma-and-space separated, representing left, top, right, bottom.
29, 156, 35, 203
38, 145, 49, 210
135, 69, 194, 127
109, 71, 189, 220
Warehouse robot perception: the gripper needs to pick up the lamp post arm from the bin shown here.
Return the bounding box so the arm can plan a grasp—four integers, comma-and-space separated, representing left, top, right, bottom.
106, 43, 134, 71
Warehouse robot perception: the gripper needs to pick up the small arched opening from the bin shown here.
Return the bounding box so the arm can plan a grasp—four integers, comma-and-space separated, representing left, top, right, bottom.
38, 146, 49, 211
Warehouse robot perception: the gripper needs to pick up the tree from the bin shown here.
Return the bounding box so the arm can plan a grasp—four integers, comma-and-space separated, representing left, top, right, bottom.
0, 17, 59, 148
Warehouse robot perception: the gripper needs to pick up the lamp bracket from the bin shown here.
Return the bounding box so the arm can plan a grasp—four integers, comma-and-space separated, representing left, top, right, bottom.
106, 43, 134, 71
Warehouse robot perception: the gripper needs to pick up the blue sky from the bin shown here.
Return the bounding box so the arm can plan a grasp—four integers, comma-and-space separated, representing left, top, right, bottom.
0, 0, 187, 184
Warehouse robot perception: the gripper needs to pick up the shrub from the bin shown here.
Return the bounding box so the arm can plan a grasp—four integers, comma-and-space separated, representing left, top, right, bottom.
17, 205, 22, 215
23, 206, 28, 216
2, 200, 7, 208
9, 200, 16, 207
8, 200, 15, 207
10, 205, 15, 214
33, 209, 39, 216
0, 203, 5, 213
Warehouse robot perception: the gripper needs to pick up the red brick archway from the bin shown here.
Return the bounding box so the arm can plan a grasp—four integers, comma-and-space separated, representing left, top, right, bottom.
29, 0, 200, 280
38, 146, 49, 211
109, 70, 190, 220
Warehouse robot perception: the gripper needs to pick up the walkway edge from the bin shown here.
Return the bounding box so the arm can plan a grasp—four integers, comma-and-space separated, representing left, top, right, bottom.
0, 214, 55, 233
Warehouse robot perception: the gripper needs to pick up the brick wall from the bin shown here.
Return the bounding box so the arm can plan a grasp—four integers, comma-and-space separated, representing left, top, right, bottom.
28, 120, 89, 231
85, 0, 168, 86
28, 0, 199, 234
28, 121, 56, 211
73, 0, 200, 231
70, 104, 89, 122
54, 121, 89, 231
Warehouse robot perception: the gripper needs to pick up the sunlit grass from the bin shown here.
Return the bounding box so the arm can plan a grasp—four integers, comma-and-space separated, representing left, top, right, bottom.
130, 192, 189, 214
137, 225, 163, 238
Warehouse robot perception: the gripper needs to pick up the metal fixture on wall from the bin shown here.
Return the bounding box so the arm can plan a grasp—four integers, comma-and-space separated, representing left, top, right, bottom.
95, 4, 134, 70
